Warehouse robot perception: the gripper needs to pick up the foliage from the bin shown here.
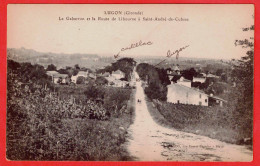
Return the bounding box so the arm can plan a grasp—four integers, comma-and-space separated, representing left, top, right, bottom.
103, 87, 132, 117
216, 69, 223, 76
76, 76, 85, 84
95, 76, 108, 85
144, 82, 167, 101
181, 68, 197, 81
84, 85, 105, 101
97, 58, 136, 81
136, 63, 170, 101
46, 64, 57, 71
8, 60, 51, 86
231, 23, 254, 134
58, 68, 69, 75
75, 64, 80, 70
7, 64, 134, 160
57, 77, 63, 84
8, 60, 21, 70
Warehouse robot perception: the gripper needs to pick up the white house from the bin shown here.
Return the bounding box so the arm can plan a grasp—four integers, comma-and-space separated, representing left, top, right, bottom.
46, 71, 59, 77
111, 70, 125, 80
176, 76, 192, 88
78, 71, 89, 77
193, 77, 206, 83
167, 83, 209, 106
71, 71, 89, 83
71, 75, 78, 83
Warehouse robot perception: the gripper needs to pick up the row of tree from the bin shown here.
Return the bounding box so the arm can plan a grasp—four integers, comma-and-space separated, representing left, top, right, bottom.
136, 63, 170, 101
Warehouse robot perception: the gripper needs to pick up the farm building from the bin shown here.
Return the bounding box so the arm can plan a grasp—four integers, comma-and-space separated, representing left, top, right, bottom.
167, 83, 208, 106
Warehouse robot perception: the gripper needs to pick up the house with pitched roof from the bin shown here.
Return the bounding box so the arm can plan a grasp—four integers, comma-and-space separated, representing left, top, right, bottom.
167, 83, 209, 106
176, 76, 192, 88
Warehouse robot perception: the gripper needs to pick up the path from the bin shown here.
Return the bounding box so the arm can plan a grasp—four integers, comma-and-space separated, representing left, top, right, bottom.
126, 71, 253, 161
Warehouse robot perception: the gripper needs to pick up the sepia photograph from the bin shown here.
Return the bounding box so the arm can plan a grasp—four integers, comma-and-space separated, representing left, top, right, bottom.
6, 4, 254, 161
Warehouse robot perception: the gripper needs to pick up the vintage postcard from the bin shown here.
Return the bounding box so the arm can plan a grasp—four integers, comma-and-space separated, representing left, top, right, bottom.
6, 4, 254, 161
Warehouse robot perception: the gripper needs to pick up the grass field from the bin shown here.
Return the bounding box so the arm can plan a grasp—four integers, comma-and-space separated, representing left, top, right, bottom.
146, 98, 252, 147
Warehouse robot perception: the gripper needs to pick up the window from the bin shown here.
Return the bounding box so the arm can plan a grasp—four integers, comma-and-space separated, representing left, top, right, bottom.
177, 100, 180, 104
205, 99, 207, 103
199, 101, 202, 105
199, 94, 201, 98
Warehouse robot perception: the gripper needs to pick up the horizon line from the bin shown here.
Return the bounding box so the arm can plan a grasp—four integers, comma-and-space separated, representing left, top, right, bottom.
7, 47, 238, 61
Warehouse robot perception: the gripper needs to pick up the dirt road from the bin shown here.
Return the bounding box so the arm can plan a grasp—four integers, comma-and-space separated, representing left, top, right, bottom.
126, 71, 253, 161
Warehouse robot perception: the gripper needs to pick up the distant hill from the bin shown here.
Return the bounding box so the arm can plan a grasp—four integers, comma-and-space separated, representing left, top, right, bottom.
7, 47, 112, 70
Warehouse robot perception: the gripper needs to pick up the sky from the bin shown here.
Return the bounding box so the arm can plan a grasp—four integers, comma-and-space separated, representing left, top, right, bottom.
7, 4, 254, 60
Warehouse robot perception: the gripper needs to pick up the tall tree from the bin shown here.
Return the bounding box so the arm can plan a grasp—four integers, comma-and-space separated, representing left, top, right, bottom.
233, 23, 254, 112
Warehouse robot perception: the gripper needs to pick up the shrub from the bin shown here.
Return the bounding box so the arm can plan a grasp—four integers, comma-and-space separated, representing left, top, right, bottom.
103, 87, 132, 117
76, 76, 85, 84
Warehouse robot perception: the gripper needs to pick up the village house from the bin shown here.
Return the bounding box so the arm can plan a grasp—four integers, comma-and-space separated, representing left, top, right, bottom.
176, 76, 192, 88
105, 75, 127, 87
208, 94, 227, 107
46, 70, 59, 77
71, 71, 89, 84
111, 69, 125, 80
167, 83, 209, 106
167, 83, 226, 107
53, 73, 70, 84
193, 77, 206, 83
104, 69, 128, 87
47, 71, 59, 83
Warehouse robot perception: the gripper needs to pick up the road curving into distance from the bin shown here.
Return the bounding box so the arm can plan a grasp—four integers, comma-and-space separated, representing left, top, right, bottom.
126, 71, 253, 161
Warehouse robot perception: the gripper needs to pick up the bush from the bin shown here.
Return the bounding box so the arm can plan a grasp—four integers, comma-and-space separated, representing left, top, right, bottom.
84, 85, 105, 100
144, 82, 167, 101
95, 76, 108, 85
76, 76, 85, 84
103, 87, 132, 117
